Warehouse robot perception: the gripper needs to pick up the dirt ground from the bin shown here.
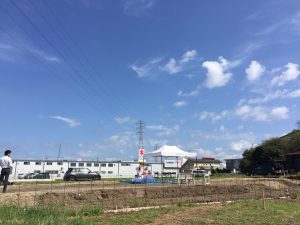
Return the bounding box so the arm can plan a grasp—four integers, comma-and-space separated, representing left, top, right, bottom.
0, 178, 299, 209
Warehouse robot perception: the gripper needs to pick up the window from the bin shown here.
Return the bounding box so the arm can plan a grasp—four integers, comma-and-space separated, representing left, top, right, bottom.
121, 163, 131, 166
86, 163, 92, 167
80, 168, 90, 173
78, 163, 84, 167
101, 171, 106, 174
101, 163, 106, 167
34, 170, 41, 173
24, 161, 30, 165
35, 162, 42, 165
47, 162, 53, 165
70, 163, 76, 167
108, 163, 114, 167
108, 171, 113, 174
94, 163, 99, 167
57, 162, 63, 165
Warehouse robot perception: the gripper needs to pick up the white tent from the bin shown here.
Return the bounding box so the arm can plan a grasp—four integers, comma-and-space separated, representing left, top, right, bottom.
145, 145, 197, 158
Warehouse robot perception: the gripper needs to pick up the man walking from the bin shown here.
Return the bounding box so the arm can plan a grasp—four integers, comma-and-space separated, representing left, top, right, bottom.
0, 150, 12, 193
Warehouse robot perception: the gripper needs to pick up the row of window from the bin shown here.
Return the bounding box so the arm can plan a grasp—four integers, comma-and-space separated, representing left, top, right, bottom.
24, 162, 63, 166
101, 171, 113, 174
22, 162, 131, 167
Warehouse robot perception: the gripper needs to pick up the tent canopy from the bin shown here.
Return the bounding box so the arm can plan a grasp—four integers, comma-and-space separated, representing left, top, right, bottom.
144, 145, 197, 158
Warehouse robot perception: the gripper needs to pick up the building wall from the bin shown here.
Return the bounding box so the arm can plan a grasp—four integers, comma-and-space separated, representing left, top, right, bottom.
225, 159, 242, 171
10, 160, 176, 179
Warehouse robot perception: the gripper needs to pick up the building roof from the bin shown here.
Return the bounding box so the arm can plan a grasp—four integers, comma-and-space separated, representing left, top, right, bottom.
189, 158, 222, 164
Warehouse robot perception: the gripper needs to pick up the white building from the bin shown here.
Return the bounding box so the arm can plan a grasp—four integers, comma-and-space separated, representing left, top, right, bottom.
10, 159, 176, 179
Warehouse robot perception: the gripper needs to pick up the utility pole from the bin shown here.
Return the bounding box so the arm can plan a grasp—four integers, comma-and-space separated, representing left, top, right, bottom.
154, 144, 158, 150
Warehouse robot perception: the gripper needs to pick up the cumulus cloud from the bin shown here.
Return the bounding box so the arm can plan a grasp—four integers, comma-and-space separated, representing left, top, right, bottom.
173, 101, 187, 108
160, 58, 182, 74
160, 49, 198, 75
202, 56, 233, 88
270, 106, 289, 119
50, 116, 80, 128
235, 105, 289, 121
180, 49, 198, 63
245, 60, 265, 81
271, 63, 300, 86
131, 49, 198, 77
230, 139, 253, 151
114, 116, 132, 124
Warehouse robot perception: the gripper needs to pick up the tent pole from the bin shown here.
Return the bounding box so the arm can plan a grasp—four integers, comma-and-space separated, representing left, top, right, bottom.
177, 156, 179, 180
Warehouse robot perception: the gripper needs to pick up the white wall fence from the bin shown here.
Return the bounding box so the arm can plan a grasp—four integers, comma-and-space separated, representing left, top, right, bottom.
10, 159, 179, 179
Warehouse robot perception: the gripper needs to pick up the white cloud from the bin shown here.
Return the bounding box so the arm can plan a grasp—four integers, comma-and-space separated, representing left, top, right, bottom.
147, 124, 180, 136
160, 58, 182, 74
177, 89, 199, 97
245, 60, 265, 81
270, 106, 289, 119
180, 49, 198, 63
114, 116, 132, 125
123, 0, 155, 17
230, 140, 252, 151
0, 40, 60, 63
247, 88, 300, 105
130, 58, 162, 78
271, 63, 300, 86
50, 116, 80, 128
235, 105, 289, 121
202, 56, 233, 88
197, 110, 229, 122
287, 89, 300, 98
147, 125, 165, 130
177, 84, 201, 97
173, 101, 187, 108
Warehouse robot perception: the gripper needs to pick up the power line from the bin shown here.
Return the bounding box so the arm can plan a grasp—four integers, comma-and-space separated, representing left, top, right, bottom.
0, 24, 107, 115
0, 1, 121, 119
27, 0, 132, 118
40, 0, 135, 118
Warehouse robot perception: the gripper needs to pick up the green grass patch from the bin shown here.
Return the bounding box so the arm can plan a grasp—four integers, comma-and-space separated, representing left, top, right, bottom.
1, 199, 300, 225
193, 199, 300, 225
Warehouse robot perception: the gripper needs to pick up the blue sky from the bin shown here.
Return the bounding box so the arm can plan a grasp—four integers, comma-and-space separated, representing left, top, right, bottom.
1, 0, 300, 161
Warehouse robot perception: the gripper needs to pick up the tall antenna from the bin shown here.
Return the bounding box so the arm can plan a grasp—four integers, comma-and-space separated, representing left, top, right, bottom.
57, 144, 62, 161
137, 120, 145, 149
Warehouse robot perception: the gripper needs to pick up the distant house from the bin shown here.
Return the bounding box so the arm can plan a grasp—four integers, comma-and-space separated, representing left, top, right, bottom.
180, 157, 223, 173
225, 158, 242, 172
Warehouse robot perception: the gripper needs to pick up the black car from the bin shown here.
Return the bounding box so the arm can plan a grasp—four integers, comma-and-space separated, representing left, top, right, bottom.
63, 168, 101, 181
33, 173, 50, 179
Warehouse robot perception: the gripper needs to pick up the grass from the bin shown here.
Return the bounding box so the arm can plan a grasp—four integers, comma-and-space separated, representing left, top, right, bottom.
1, 199, 300, 225
193, 199, 300, 225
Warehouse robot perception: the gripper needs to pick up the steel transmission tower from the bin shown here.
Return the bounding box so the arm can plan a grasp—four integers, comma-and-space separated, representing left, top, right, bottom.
136, 120, 145, 149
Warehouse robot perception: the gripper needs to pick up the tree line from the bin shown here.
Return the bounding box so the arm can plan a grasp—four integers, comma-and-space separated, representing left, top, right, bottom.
240, 123, 300, 174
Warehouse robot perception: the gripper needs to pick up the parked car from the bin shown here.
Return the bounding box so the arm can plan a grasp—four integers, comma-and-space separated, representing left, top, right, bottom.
63, 168, 101, 181
23, 173, 36, 179
33, 173, 50, 179
17, 173, 26, 179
